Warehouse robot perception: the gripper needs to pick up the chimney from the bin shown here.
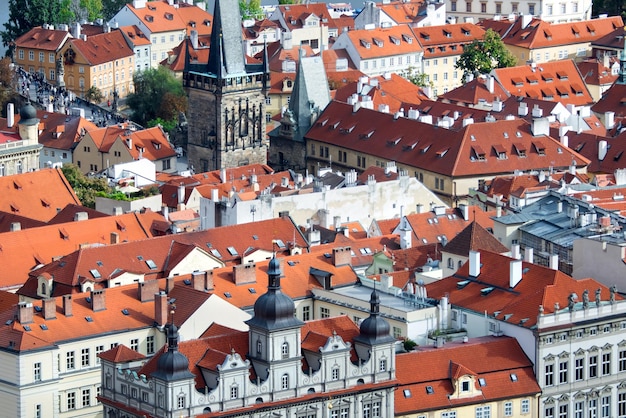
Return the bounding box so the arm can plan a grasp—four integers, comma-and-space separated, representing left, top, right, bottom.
518, 102, 528, 117
511, 244, 520, 259
524, 247, 533, 263
509, 259, 522, 288
487, 75, 494, 94
549, 254, 559, 270
192, 270, 208, 290
10, 222, 21, 232
469, 250, 480, 277
598, 140, 608, 161
496, 205, 502, 218
17, 302, 34, 324
155, 291, 168, 327
232, 263, 257, 285
91, 289, 106, 312
220, 168, 227, 183
74, 212, 88, 221
7, 103, 14, 128
190, 29, 199, 49
531, 104, 543, 118
162, 204, 169, 220
42, 297, 56, 320
166, 277, 175, 293
206, 270, 214, 291
110, 232, 119, 244
531, 117, 550, 136
138, 279, 159, 302
604, 111, 615, 129
63, 294, 73, 317
333, 216, 341, 230
177, 184, 185, 205
332, 246, 352, 267
113, 207, 123, 216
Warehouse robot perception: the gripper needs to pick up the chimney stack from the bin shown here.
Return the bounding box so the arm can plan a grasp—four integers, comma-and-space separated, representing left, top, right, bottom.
232, 263, 257, 285
509, 259, 522, 288
469, 250, 480, 277
42, 297, 57, 320
155, 291, 168, 327
549, 254, 559, 270
332, 246, 352, 267
511, 244, 521, 259
166, 277, 175, 293
7, 103, 14, 128
17, 302, 34, 324
138, 279, 159, 302
90, 289, 106, 312
192, 270, 208, 290
74, 212, 88, 221
63, 294, 73, 317
206, 270, 215, 291
524, 247, 533, 263
10, 222, 21, 232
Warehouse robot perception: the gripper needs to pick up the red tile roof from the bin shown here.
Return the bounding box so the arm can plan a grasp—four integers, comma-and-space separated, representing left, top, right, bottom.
67, 30, 134, 66
0, 169, 81, 222
339, 25, 423, 59
119, 25, 151, 46
416, 23, 485, 59
99, 344, 146, 363
493, 60, 594, 106
85, 125, 176, 161
395, 336, 540, 414
14, 27, 71, 51
426, 251, 620, 328
124, 0, 188, 33
272, 3, 341, 32
440, 75, 510, 106
442, 221, 509, 256
591, 83, 626, 119
161, 36, 211, 72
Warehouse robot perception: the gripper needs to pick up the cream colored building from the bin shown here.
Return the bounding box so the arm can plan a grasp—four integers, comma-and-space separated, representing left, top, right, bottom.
445, 0, 591, 23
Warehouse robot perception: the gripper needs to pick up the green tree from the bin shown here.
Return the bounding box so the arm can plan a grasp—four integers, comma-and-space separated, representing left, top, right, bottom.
0, 58, 17, 114
80, 0, 104, 22
101, 0, 127, 21
126, 66, 188, 129
405, 66, 433, 88
84, 85, 104, 104
592, 0, 626, 20
240, 0, 264, 19
455, 29, 516, 81
61, 164, 111, 208
2, 0, 64, 57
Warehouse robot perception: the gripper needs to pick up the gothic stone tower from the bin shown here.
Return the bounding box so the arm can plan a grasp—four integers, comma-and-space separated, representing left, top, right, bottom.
184, 0, 269, 173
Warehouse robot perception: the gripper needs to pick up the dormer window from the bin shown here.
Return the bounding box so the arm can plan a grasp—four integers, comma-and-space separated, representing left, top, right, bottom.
533, 141, 546, 155
373, 37, 384, 47
462, 381, 470, 392
514, 143, 527, 157
472, 146, 486, 161
443, 30, 452, 38
389, 36, 400, 45
360, 39, 371, 49
402, 34, 413, 43
164, 12, 174, 20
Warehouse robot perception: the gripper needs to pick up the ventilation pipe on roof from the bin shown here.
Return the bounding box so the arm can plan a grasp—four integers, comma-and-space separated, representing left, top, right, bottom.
493, 98, 503, 112
599, 140, 608, 161
496, 204, 502, 218
10, 222, 21, 232
604, 111, 615, 129
487, 75, 495, 94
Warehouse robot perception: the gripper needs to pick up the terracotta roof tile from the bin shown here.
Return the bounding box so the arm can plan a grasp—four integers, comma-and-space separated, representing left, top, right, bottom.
99, 344, 146, 363
341, 25, 423, 59
14, 27, 71, 51
443, 221, 509, 256
67, 30, 134, 66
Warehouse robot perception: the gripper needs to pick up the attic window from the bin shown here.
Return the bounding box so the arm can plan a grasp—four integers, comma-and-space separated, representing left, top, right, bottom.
436, 148, 449, 158
116, 220, 126, 231
211, 249, 222, 258
556, 71, 568, 80
478, 378, 486, 386
85, 316, 93, 322
388, 137, 402, 146
402, 34, 413, 43
340, 125, 355, 134
164, 12, 174, 20
493, 144, 507, 159
543, 29, 552, 40
420, 32, 430, 40
224, 292, 232, 298
389, 36, 400, 45
40, 324, 48, 330
471, 146, 486, 161
481, 287, 494, 295
252, 235, 258, 240
59, 228, 70, 239
420, 144, 431, 154
360, 39, 371, 48
41, 198, 50, 207
137, 255, 143, 261
614, 151, 623, 161
443, 30, 452, 38
121, 309, 130, 315
512, 77, 524, 87
248, 288, 256, 294
13, 180, 22, 189
145, 15, 154, 22
360, 130, 375, 139
457, 280, 470, 289
90, 269, 101, 279
275, 239, 286, 249
373, 37, 384, 47
533, 141, 546, 155
426, 386, 434, 394
23, 325, 31, 332
403, 389, 412, 398
145, 260, 157, 270
403, 142, 418, 151
462, 27, 470, 35
514, 143, 527, 157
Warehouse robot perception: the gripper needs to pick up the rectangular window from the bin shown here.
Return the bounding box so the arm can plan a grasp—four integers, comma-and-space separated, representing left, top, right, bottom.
521, 399, 530, 414
575, 357, 584, 380
147, 336, 155, 354
81, 348, 90, 367
302, 306, 310, 321
29, 51, 34, 61
131, 338, 139, 351
589, 399, 598, 418
379, 359, 387, 372
230, 386, 238, 399
393, 326, 402, 338
545, 363, 554, 386
95, 345, 104, 364
451, 1, 456, 11
35, 404, 41, 418
575, 401, 584, 418
504, 402, 512, 416
162, 159, 171, 171
82, 389, 90, 407
39, 52, 44, 62
66, 351, 75, 370
475, 405, 491, 418
601, 396, 610, 418
320, 307, 330, 319
559, 360, 568, 383
495, 3, 501, 13
332, 368, 339, 380
602, 352, 611, 375
529, 4, 535, 14
559, 405, 567, 418
619, 393, 626, 417
545, 407, 554, 418
67, 392, 76, 410
34, 362, 41, 381
589, 355, 598, 378
481, 3, 486, 12
466, 1, 471, 11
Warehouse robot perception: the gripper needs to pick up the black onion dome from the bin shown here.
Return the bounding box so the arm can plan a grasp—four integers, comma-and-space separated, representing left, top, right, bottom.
354, 290, 395, 345
246, 256, 304, 330
151, 323, 194, 381
18, 103, 38, 126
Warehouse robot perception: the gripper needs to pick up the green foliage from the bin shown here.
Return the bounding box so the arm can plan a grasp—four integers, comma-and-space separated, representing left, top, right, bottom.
278, 0, 295, 4
405, 66, 433, 88
2, 0, 64, 57
61, 164, 112, 208
147, 117, 177, 133
402, 338, 417, 351
592, 0, 626, 20
84, 85, 104, 104
0, 58, 17, 113
127, 66, 187, 128
101, 0, 127, 21
455, 29, 516, 81
240, 0, 264, 19
80, 0, 103, 21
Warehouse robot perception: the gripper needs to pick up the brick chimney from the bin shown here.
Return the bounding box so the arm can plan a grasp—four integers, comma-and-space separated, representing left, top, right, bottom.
91, 289, 106, 312
138, 280, 159, 302
332, 246, 352, 267
166, 277, 175, 293
17, 302, 33, 324
42, 297, 57, 320
233, 263, 257, 285
192, 271, 207, 291
63, 294, 73, 317
206, 270, 215, 291
155, 291, 168, 327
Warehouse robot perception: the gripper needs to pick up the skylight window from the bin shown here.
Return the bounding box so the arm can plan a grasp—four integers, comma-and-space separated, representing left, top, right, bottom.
510, 373, 518, 382
85, 316, 93, 322
403, 389, 412, 398
121, 309, 129, 315
145, 260, 157, 270
426, 386, 434, 394
227, 246, 238, 256
224, 292, 232, 298
90, 269, 101, 279
248, 288, 257, 294
478, 378, 486, 386
211, 249, 222, 258
275, 239, 286, 249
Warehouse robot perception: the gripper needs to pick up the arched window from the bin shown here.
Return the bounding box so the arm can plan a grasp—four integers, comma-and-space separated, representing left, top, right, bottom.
40, 282, 46, 296
458, 260, 463, 269
447, 257, 453, 268
16, 161, 22, 174
256, 339, 262, 355
0, 163, 5, 176
281, 342, 289, 359
281, 374, 289, 390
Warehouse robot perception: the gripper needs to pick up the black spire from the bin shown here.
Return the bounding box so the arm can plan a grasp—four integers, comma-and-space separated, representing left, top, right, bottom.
262, 39, 270, 92
206, 0, 246, 78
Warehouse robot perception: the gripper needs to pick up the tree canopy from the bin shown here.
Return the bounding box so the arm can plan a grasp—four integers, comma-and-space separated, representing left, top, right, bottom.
61, 164, 111, 208
126, 66, 188, 130
240, 0, 264, 19
455, 29, 516, 81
